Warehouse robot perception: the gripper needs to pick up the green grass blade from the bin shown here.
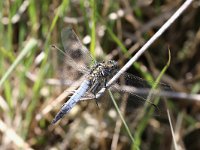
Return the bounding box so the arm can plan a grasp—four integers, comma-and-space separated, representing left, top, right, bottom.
22, 0, 69, 139
89, 0, 96, 57
108, 90, 139, 150
28, 0, 38, 32
106, 27, 127, 53
133, 49, 171, 149
105, 24, 155, 81
0, 38, 38, 88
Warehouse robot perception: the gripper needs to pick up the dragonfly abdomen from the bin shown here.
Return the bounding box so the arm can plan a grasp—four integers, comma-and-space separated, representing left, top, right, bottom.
51, 80, 91, 124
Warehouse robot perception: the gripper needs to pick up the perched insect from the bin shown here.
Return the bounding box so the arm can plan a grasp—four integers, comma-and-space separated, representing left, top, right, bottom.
51, 28, 170, 124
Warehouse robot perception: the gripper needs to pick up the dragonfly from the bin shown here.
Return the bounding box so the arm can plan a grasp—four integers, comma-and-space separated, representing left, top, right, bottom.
51, 27, 169, 124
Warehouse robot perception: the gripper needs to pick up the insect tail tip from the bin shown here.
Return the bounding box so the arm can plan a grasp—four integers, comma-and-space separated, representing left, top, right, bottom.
50, 118, 57, 125
51, 45, 57, 49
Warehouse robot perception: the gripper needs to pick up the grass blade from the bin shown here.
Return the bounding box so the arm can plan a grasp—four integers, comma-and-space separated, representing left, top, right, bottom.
108, 90, 139, 150
133, 49, 171, 149
0, 39, 37, 88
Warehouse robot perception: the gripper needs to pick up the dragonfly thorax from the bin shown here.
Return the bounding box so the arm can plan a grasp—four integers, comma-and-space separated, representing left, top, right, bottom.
89, 60, 118, 79
88, 60, 118, 94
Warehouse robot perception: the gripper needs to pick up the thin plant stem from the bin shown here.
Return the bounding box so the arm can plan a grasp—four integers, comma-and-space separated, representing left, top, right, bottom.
108, 90, 139, 150
96, 0, 194, 98
0, 39, 37, 88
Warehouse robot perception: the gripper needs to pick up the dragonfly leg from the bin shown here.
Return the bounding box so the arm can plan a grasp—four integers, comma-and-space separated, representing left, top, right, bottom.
104, 79, 107, 88
93, 94, 100, 109
93, 78, 107, 109
105, 79, 107, 87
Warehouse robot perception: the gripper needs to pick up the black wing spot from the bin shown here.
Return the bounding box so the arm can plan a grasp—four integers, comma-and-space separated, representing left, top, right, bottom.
69, 48, 83, 60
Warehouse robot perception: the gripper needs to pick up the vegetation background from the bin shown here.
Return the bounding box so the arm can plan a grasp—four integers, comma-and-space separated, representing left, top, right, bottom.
0, 0, 199, 149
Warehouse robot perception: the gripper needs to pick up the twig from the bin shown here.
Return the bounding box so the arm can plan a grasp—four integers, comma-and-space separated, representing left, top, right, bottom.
0, 120, 32, 150
115, 85, 200, 102
167, 109, 179, 150
1, 0, 30, 25
95, 0, 194, 98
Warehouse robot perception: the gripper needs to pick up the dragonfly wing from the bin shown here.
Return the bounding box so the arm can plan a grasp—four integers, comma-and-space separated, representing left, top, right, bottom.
107, 72, 171, 116
61, 27, 96, 69
106, 71, 171, 106
109, 84, 161, 116
55, 27, 95, 84
119, 72, 171, 90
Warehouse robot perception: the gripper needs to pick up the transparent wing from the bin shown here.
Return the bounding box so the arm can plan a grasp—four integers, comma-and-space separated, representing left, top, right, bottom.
107, 72, 171, 116
53, 27, 97, 84
108, 72, 171, 105
116, 72, 171, 90
61, 27, 96, 70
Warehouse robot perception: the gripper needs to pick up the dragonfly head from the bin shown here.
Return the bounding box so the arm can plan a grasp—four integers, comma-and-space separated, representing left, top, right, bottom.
103, 60, 118, 74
